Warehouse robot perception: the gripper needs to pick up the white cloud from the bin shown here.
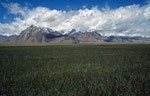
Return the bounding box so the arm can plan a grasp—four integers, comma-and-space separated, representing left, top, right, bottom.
3, 16, 7, 19
0, 3, 150, 37
82, 5, 87, 9
1, 3, 28, 16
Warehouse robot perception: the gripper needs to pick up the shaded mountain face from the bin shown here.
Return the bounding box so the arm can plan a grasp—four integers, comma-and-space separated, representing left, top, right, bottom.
0, 35, 17, 42
11, 25, 150, 43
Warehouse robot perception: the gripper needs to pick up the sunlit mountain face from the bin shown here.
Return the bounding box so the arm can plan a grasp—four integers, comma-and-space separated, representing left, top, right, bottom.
0, 0, 150, 37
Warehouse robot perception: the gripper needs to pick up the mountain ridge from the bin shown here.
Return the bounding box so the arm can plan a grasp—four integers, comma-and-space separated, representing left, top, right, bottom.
1, 25, 150, 43
0, 35, 17, 42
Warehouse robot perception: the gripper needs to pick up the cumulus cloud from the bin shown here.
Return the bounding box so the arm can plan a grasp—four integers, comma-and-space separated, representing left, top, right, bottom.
1, 3, 28, 16
0, 3, 150, 37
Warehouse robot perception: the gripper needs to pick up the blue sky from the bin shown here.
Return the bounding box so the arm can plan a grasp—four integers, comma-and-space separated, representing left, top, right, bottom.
0, 0, 148, 23
0, 0, 150, 37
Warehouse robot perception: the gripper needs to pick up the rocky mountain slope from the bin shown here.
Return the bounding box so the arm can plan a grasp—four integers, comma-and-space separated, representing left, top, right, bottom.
12, 25, 63, 43
8, 25, 150, 43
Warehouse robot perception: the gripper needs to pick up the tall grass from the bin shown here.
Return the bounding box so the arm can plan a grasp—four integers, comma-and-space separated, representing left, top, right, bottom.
0, 44, 150, 96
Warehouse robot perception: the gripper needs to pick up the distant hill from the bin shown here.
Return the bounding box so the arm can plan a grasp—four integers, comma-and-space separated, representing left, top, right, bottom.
0, 35, 17, 42
8, 25, 150, 43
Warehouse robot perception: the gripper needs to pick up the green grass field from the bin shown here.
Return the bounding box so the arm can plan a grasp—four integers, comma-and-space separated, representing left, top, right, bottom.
0, 44, 150, 96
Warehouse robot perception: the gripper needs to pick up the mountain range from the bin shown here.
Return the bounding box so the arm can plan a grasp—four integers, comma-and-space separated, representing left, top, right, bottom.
0, 35, 17, 42
1, 25, 150, 43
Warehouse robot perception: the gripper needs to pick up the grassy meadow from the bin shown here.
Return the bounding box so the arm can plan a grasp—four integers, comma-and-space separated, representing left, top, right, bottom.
0, 44, 150, 96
